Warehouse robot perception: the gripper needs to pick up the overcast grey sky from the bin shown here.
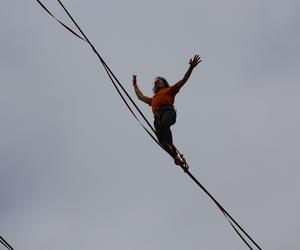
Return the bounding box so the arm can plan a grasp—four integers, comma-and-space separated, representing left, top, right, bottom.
1, 1, 300, 249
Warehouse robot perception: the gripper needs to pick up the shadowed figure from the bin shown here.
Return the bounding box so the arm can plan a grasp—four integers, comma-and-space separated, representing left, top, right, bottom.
132, 55, 201, 166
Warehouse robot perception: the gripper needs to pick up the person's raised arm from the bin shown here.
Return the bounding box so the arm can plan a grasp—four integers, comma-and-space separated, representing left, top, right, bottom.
132, 75, 151, 105
174, 55, 201, 90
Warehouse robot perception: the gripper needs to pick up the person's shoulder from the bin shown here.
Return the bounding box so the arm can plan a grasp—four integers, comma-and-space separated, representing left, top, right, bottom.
169, 84, 180, 93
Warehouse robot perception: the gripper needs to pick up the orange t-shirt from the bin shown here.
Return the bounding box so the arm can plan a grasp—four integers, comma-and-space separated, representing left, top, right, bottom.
149, 85, 180, 112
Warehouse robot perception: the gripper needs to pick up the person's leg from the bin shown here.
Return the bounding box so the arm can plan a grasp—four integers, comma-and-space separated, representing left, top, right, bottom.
154, 118, 174, 153
161, 110, 187, 167
155, 110, 178, 158
160, 110, 176, 147
154, 119, 163, 142
154, 111, 185, 167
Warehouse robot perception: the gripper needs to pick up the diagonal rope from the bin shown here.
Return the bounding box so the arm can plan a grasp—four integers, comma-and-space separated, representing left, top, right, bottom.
185, 170, 262, 250
35, 1, 263, 249
0, 235, 14, 250
36, 0, 86, 41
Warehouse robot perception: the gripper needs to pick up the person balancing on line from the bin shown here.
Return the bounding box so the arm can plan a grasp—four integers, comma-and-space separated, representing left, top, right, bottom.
132, 54, 201, 167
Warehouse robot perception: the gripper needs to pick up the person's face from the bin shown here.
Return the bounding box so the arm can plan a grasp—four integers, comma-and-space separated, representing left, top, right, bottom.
155, 79, 165, 91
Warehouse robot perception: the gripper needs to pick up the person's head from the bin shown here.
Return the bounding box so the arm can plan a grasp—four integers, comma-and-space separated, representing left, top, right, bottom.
153, 76, 169, 94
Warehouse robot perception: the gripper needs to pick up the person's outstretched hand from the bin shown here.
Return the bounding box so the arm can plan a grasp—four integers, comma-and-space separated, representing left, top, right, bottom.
189, 54, 201, 68
132, 74, 137, 86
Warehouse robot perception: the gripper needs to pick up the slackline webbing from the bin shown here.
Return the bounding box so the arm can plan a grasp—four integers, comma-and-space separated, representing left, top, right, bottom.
0, 235, 14, 250
33, 1, 263, 250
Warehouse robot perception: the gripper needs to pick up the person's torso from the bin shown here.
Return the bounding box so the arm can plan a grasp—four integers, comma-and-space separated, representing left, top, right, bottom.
150, 86, 179, 112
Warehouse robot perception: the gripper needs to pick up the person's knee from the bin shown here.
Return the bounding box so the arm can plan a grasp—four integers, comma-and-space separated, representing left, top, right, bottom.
161, 113, 176, 128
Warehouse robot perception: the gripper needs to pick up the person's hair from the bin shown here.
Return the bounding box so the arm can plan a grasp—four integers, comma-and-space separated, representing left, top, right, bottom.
153, 76, 169, 94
